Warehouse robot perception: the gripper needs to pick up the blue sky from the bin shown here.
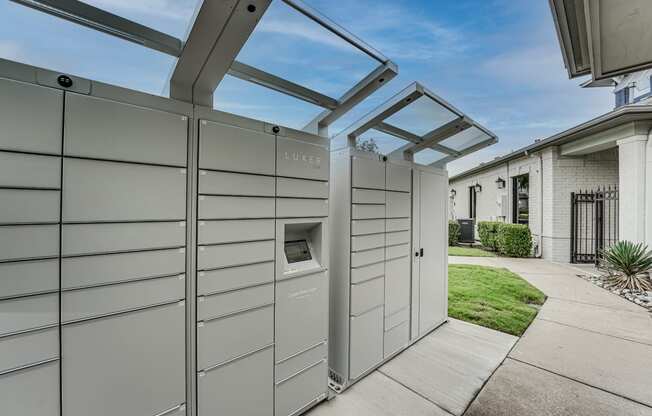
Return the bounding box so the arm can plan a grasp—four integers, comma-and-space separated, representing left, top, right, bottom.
0, 0, 614, 174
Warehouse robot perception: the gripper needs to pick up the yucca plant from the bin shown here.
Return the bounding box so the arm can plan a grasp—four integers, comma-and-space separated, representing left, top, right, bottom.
601, 241, 652, 292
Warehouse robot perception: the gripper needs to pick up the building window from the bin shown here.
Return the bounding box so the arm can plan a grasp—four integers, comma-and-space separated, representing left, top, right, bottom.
512, 174, 529, 225
469, 186, 477, 219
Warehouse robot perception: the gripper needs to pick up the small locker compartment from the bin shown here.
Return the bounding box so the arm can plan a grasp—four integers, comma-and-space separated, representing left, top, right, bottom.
198, 283, 274, 321
198, 346, 273, 416
351, 233, 385, 251
352, 188, 385, 204
350, 276, 384, 316
61, 222, 186, 256
197, 240, 274, 270
386, 243, 410, 260
384, 320, 409, 358
198, 219, 275, 245
63, 158, 186, 222
277, 177, 329, 199
385, 163, 411, 192
0, 189, 59, 224
350, 247, 384, 268
199, 170, 275, 197
199, 119, 275, 175
61, 248, 185, 289
386, 218, 410, 232
0, 327, 58, 373
276, 135, 329, 181
0, 360, 60, 416
0, 224, 59, 262
349, 306, 383, 379
386, 230, 410, 246
351, 156, 385, 190
0, 259, 59, 299
384, 256, 410, 317
352, 204, 386, 220
275, 359, 327, 416
197, 304, 273, 370
64, 93, 188, 166
197, 262, 274, 295
277, 198, 329, 218
199, 195, 274, 219
386, 191, 411, 218
0, 293, 58, 336
62, 302, 185, 416
351, 219, 385, 236
0, 151, 61, 189
0, 77, 62, 155
350, 262, 384, 284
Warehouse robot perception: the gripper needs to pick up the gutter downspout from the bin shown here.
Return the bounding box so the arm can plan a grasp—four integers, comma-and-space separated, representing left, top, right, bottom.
538, 152, 544, 258
645, 126, 652, 247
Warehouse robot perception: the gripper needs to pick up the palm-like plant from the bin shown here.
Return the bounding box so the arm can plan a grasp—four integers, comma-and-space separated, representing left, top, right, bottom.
601, 241, 652, 292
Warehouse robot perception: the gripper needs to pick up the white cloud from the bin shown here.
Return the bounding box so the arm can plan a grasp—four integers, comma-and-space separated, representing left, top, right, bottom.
89, 0, 197, 21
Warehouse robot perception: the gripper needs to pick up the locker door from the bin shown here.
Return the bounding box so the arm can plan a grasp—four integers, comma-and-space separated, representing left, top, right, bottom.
417, 170, 447, 336
410, 173, 421, 340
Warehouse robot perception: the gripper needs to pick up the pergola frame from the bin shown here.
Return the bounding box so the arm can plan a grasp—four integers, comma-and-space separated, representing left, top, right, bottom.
11, 0, 397, 131
332, 82, 497, 167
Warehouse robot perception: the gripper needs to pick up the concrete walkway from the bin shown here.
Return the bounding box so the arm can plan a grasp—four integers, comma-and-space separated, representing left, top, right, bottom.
309, 318, 516, 416
451, 256, 652, 416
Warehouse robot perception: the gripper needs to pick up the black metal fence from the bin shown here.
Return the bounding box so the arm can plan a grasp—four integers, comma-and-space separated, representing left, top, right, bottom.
570, 186, 619, 264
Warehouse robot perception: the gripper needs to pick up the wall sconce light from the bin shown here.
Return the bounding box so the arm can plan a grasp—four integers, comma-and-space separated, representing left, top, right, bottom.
474, 183, 482, 193
495, 177, 506, 189
450, 189, 457, 198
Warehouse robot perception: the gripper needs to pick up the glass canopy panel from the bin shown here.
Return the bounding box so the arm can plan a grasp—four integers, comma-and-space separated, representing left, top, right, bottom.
439, 126, 491, 152
0, 2, 176, 96
357, 129, 409, 156
383, 95, 459, 137
234, 0, 378, 99
82, 0, 203, 39
413, 148, 447, 165
214, 75, 323, 130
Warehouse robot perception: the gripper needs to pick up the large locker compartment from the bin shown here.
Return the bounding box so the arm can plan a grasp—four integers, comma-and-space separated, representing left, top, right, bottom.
0, 77, 62, 416
60, 93, 189, 416
195, 110, 330, 416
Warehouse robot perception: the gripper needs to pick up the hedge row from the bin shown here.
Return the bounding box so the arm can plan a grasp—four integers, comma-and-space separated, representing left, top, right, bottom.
449, 221, 461, 246
477, 221, 532, 257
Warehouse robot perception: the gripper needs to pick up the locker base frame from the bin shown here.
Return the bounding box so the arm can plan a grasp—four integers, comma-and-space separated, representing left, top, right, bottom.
326, 318, 448, 394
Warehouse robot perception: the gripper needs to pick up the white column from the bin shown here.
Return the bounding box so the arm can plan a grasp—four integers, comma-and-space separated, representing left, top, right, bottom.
618, 136, 647, 243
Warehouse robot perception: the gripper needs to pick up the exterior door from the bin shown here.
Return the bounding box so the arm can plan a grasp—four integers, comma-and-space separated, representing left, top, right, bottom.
417, 170, 448, 336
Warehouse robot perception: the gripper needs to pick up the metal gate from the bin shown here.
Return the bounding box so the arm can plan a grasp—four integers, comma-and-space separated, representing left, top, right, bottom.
570, 187, 619, 264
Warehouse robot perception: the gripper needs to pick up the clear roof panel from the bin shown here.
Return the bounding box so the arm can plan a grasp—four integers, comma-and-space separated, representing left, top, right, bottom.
0, 1, 175, 96
234, 0, 378, 99
413, 148, 447, 165
439, 126, 491, 152
83, 0, 202, 39
357, 129, 409, 156
384, 95, 459, 137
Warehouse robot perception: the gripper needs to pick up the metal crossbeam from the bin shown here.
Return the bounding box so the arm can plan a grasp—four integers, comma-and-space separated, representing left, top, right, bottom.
409, 117, 472, 153
375, 122, 460, 156
430, 137, 496, 167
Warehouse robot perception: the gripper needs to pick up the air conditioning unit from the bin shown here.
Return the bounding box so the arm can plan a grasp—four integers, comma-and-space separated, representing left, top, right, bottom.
458, 219, 475, 243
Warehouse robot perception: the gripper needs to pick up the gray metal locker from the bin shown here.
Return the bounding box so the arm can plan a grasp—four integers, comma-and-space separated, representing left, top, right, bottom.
0, 259, 59, 299
0, 361, 60, 416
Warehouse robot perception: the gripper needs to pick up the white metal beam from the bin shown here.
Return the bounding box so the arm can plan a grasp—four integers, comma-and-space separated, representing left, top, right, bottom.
430, 137, 497, 168
409, 117, 472, 153
375, 122, 460, 156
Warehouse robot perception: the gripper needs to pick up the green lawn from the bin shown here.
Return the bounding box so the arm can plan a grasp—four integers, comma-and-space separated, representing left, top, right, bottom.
448, 246, 496, 257
448, 264, 545, 336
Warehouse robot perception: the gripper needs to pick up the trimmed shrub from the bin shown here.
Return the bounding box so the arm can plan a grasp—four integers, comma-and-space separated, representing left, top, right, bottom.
477, 221, 502, 251
496, 224, 532, 257
448, 221, 461, 246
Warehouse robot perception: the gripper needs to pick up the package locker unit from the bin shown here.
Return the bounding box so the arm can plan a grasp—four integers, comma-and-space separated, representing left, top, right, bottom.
327, 83, 498, 390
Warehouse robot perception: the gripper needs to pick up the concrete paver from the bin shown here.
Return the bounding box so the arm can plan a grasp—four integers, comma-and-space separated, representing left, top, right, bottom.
465, 358, 652, 416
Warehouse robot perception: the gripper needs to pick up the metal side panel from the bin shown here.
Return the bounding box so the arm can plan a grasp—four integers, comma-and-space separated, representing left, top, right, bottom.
0, 360, 60, 416
350, 262, 384, 285
386, 191, 411, 218
197, 262, 274, 296
62, 275, 185, 323
276, 198, 329, 218
197, 304, 273, 371
0, 77, 62, 155
349, 307, 383, 380
351, 155, 384, 190
351, 219, 385, 236
385, 163, 411, 192
61, 248, 185, 290
199, 119, 275, 175
198, 219, 275, 245
0, 293, 58, 336
64, 93, 188, 166
0, 189, 59, 225
275, 272, 328, 362
0, 224, 59, 262
351, 233, 385, 252
62, 302, 185, 416
198, 346, 273, 416
62, 158, 186, 222
0, 151, 61, 189
350, 276, 384, 316
276, 136, 329, 181
276, 177, 329, 199
199, 170, 275, 197
384, 256, 410, 317
198, 283, 274, 321
198, 196, 274, 220
0, 259, 59, 299
62, 222, 186, 256
275, 359, 327, 416
0, 327, 58, 373
352, 188, 385, 204
197, 240, 274, 270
